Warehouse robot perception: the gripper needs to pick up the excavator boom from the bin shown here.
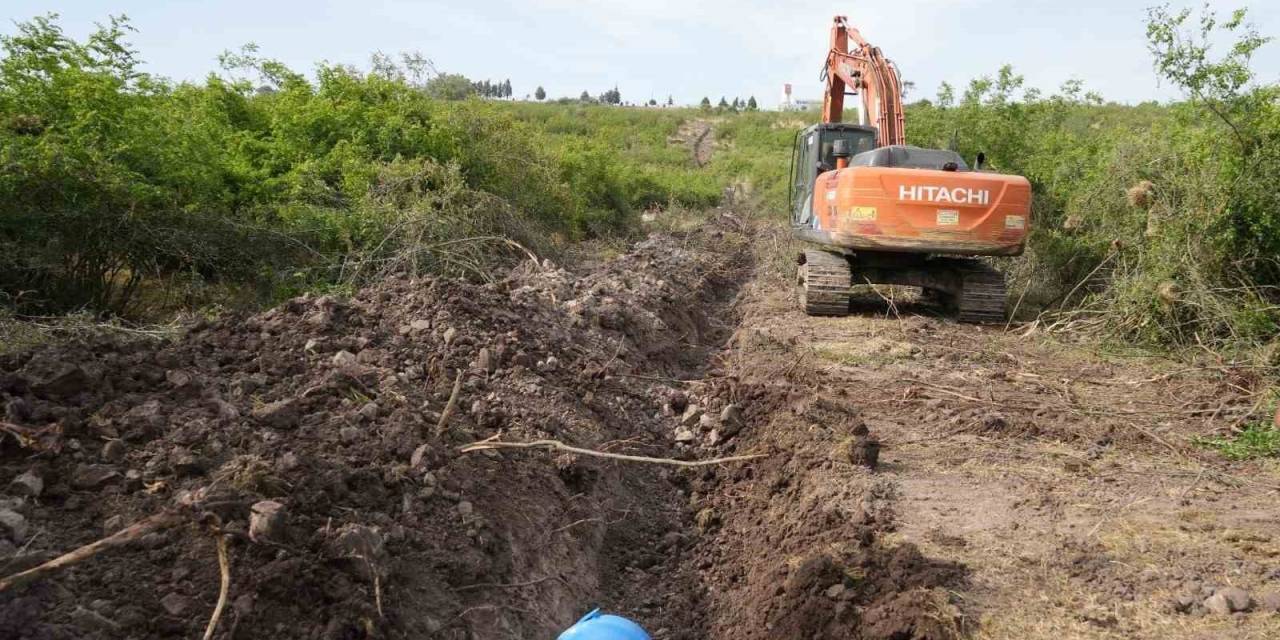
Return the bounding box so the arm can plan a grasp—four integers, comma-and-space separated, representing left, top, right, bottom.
792, 15, 1032, 323
821, 16, 905, 146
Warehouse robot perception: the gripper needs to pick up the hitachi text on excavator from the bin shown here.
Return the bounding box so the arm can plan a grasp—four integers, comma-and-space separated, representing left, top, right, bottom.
790, 16, 1032, 322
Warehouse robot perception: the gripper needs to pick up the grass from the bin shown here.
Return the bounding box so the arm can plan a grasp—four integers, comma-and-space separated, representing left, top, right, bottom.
1195, 423, 1280, 460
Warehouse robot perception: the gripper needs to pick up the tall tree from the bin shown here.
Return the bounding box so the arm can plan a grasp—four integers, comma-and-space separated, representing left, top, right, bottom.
535, 85, 546, 100
699, 96, 711, 110
747, 96, 758, 110
502, 79, 512, 98
580, 90, 592, 102
667, 95, 674, 106
717, 96, 729, 109
426, 73, 475, 100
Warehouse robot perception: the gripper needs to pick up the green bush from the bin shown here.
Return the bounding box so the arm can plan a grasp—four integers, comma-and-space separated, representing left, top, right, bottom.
900, 5, 1280, 352
1195, 423, 1280, 460
0, 15, 722, 315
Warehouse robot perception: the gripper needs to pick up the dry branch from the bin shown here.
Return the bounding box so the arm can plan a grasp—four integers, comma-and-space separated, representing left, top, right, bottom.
459, 438, 766, 467
202, 535, 231, 640
434, 370, 464, 437
0, 512, 184, 593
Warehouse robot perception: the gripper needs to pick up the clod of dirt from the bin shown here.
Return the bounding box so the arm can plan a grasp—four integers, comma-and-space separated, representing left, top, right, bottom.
861, 588, 963, 640
69, 605, 120, 633
20, 359, 91, 399
251, 398, 300, 429
681, 404, 703, 427
1205, 586, 1253, 614
70, 464, 120, 489
249, 500, 287, 543
699, 413, 718, 432
409, 443, 430, 468
832, 423, 881, 469
1257, 591, 1280, 613
695, 507, 720, 533
8, 470, 42, 497
159, 592, 191, 617
0, 216, 801, 639
0, 508, 27, 542
101, 439, 126, 462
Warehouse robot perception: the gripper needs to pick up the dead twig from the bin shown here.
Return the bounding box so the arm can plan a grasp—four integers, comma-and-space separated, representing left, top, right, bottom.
459, 438, 766, 467
202, 535, 231, 640
547, 517, 603, 536
434, 370, 464, 437
910, 380, 990, 404
452, 575, 555, 592
0, 512, 185, 593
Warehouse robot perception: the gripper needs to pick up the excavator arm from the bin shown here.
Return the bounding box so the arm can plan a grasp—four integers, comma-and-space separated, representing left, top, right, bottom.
821, 15, 905, 146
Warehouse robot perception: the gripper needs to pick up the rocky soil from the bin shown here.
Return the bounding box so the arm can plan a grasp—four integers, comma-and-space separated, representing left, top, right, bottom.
2, 211, 1278, 640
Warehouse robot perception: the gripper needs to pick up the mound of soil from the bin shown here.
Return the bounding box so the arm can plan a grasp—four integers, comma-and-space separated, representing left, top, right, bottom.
1, 212, 967, 640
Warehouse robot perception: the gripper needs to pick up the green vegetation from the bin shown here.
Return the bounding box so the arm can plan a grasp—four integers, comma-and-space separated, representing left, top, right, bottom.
907, 5, 1280, 353
0, 16, 731, 317
1195, 423, 1280, 460
2, 5, 1279, 363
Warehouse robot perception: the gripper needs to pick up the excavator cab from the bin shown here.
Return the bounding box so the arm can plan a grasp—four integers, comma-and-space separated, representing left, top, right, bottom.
789, 123, 877, 227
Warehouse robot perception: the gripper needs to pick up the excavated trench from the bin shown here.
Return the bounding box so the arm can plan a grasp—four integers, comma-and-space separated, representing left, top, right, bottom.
0, 211, 965, 639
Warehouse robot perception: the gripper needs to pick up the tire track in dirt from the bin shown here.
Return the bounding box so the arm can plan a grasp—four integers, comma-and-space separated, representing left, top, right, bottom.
672, 120, 715, 167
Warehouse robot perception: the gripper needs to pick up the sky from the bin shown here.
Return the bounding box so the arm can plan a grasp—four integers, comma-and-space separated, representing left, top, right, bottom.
5, 0, 1279, 107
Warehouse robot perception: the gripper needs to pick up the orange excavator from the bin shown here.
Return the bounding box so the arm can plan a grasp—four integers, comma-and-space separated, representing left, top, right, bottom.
791, 16, 1031, 322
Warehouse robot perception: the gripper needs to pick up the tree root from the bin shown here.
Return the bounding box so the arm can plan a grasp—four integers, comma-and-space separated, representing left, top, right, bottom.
0, 512, 184, 593
202, 535, 231, 640
459, 438, 766, 467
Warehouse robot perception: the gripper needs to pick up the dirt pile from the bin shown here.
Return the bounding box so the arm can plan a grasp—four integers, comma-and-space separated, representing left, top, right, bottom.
677, 332, 969, 639
0, 218, 748, 639
1, 212, 969, 640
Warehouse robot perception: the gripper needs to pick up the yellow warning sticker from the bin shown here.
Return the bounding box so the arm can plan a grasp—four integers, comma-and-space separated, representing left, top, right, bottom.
1005, 215, 1026, 229
850, 206, 877, 221
937, 210, 959, 225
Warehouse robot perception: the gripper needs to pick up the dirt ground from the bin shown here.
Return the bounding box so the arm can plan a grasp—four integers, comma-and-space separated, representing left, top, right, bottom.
1, 211, 1278, 639
725, 225, 1280, 639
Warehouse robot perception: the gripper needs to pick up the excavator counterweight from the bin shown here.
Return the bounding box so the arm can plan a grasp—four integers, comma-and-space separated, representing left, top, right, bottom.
792, 16, 1032, 322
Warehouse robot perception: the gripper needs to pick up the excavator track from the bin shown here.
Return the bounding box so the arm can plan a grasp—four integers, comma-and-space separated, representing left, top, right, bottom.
953, 261, 1007, 324
798, 250, 852, 316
